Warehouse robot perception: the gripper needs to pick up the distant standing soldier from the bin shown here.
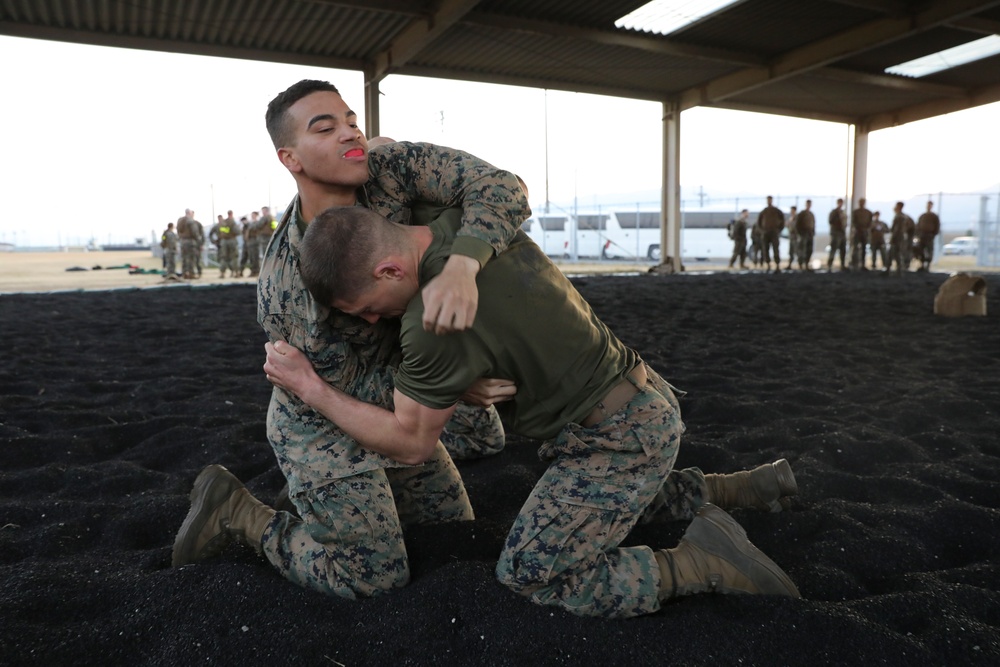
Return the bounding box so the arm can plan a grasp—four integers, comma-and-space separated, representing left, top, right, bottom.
728, 209, 749, 269
237, 215, 250, 276
756, 195, 784, 272
850, 198, 873, 270
887, 201, 915, 275
749, 220, 764, 269
254, 205, 277, 264
160, 222, 178, 276
209, 214, 225, 255
869, 211, 888, 270
794, 199, 816, 271
914, 201, 941, 271
217, 210, 241, 278
784, 205, 798, 271
827, 198, 847, 271
245, 210, 262, 277
191, 214, 205, 278
176, 208, 199, 279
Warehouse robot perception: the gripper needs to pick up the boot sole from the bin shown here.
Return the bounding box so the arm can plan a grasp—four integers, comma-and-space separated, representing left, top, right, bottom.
686, 504, 801, 598
171, 464, 241, 567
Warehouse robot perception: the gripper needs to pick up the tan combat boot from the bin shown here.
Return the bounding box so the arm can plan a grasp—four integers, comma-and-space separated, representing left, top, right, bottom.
172, 464, 276, 567
656, 504, 800, 599
704, 458, 797, 512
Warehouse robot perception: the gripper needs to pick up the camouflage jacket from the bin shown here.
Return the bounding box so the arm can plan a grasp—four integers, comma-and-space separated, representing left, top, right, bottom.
257, 141, 531, 494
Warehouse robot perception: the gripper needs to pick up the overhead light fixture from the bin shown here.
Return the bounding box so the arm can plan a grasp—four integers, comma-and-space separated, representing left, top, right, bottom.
615, 0, 743, 36
885, 35, 1000, 77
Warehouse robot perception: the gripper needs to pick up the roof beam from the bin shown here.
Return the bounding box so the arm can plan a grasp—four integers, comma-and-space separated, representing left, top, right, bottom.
0, 21, 365, 70
862, 81, 1000, 130
709, 100, 857, 125
678, 0, 1000, 111
396, 64, 666, 102
823, 0, 909, 15
948, 15, 1000, 34
370, 0, 481, 82
813, 67, 968, 98
462, 12, 765, 66
302, 0, 427, 15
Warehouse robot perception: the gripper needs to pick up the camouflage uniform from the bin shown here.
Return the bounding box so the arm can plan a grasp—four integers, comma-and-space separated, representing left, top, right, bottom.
192, 219, 205, 277
794, 208, 816, 269
256, 142, 530, 598
887, 212, 915, 274
256, 212, 277, 259
850, 205, 873, 269
160, 226, 178, 276
217, 216, 241, 277
496, 366, 710, 618
245, 216, 263, 276
728, 216, 748, 268
176, 215, 199, 278
915, 209, 941, 269
869, 216, 888, 269
827, 206, 847, 270
785, 211, 798, 269
756, 205, 784, 267
749, 222, 764, 268
391, 209, 709, 618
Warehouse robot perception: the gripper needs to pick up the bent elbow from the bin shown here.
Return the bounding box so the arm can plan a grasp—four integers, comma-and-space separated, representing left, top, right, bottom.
399, 437, 439, 466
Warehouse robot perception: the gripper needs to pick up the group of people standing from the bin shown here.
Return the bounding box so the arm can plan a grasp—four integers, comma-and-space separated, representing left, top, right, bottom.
729, 197, 942, 274
159, 207, 277, 278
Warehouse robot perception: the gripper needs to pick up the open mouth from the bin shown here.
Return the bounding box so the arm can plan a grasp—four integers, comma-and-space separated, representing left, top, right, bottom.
344, 148, 365, 158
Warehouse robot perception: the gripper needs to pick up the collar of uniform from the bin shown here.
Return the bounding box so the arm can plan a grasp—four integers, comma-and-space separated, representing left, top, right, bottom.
356, 183, 372, 209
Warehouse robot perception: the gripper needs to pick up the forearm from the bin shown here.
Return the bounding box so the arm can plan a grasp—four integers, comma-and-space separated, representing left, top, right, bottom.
298, 378, 438, 466
369, 141, 531, 259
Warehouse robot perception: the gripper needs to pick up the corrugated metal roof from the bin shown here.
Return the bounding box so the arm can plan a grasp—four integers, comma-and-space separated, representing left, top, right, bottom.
2, 0, 999, 130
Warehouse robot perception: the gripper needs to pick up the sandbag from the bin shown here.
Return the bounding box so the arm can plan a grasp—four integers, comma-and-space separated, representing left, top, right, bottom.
933, 273, 987, 317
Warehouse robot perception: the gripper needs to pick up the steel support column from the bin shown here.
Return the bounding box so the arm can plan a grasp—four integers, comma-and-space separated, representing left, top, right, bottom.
364, 73, 381, 140
660, 101, 682, 273
851, 124, 869, 209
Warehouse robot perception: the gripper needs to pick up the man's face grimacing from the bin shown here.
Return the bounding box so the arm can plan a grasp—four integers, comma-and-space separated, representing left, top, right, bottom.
333, 275, 416, 325
278, 91, 370, 188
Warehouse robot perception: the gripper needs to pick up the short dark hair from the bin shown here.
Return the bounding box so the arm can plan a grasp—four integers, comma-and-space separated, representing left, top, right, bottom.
299, 206, 400, 306
265, 80, 340, 149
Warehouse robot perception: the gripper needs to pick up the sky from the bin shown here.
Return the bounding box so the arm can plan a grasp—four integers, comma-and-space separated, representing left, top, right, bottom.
1, 34, 998, 248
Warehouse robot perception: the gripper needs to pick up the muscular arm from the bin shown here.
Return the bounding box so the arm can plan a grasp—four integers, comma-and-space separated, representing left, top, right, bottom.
264, 341, 455, 466
367, 141, 531, 333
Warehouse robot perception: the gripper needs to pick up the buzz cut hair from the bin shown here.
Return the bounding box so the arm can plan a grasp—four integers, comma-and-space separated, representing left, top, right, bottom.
265, 80, 340, 149
299, 206, 401, 307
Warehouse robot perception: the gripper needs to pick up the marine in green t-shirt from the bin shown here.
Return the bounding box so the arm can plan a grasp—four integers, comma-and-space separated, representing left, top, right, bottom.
393, 204, 638, 439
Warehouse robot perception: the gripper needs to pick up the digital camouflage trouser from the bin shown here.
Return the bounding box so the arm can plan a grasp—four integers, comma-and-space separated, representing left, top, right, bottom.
218, 239, 240, 275
258, 403, 500, 598
828, 230, 846, 269
797, 234, 814, 269
495, 365, 710, 619
163, 248, 177, 276
261, 440, 472, 598
870, 241, 886, 269
729, 238, 747, 267
887, 240, 910, 274
180, 238, 198, 277
762, 229, 781, 266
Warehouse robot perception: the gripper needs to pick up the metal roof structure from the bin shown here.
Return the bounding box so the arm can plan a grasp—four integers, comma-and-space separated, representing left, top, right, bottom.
3, 0, 999, 132
4, 0, 998, 270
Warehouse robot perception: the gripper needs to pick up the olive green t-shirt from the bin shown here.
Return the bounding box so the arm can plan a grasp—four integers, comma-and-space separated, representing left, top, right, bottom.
393, 206, 638, 440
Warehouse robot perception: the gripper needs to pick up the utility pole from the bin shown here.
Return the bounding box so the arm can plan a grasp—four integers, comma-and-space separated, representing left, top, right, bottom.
544, 90, 550, 214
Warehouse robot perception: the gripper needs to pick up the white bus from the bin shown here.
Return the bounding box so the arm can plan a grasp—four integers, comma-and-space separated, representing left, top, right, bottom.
522, 210, 745, 261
